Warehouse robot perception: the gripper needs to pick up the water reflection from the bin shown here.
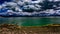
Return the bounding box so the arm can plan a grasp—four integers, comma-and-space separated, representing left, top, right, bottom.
0, 17, 60, 26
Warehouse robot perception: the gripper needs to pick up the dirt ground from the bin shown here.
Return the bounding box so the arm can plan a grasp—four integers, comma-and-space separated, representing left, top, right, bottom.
0, 24, 60, 34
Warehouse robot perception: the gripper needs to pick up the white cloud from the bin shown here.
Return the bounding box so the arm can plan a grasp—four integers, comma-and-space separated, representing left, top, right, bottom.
0, 5, 2, 9
2, 3, 7, 7
15, 7, 22, 12
6, 2, 17, 6
53, 0, 60, 2
17, 1, 24, 6
23, 0, 31, 2
7, 10, 14, 12
46, 9, 55, 14
48, 0, 53, 2
7, 10, 14, 15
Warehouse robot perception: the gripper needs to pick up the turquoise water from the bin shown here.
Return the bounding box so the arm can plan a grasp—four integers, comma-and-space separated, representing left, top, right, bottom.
0, 17, 60, 26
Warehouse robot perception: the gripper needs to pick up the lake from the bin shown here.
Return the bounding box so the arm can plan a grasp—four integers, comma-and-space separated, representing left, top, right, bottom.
0, 17, 60, 26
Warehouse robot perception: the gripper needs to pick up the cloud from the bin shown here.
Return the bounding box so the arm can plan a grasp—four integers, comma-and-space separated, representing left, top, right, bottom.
0, 5, 2, 9
0, 0, 60, 16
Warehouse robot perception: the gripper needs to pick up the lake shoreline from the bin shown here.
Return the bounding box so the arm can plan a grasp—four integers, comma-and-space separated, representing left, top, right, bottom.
0, 24, 60, 34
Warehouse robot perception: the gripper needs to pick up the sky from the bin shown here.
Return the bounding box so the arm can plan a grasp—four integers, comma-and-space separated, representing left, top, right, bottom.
0, 0, 60, 16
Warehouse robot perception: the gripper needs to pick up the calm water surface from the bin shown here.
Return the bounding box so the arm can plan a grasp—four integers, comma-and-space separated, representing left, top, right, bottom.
0, 17, 60, 26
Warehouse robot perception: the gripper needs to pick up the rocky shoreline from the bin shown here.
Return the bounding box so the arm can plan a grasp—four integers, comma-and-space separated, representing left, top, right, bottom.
0, 24, 60, 34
